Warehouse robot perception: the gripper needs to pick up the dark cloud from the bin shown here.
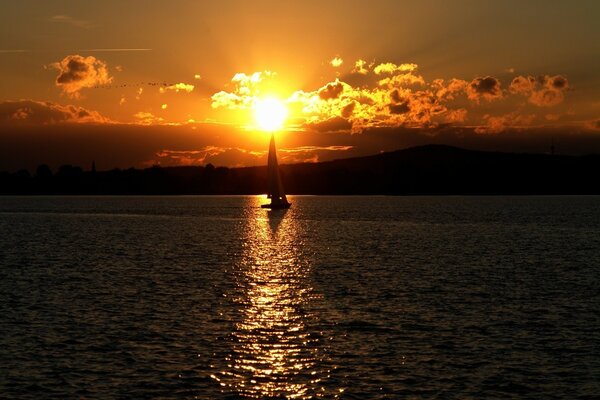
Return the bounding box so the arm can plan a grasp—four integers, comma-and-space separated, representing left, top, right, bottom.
52, 54, 112, 97
390, 89, 403, 103
318, 79, 344, 100
547, 75, 568, 90
341, 102, 355, 118
389, 102, 410, 115
388, 89, 410, 114
305, 116, 352, 133
467, 76, 503, 102
0, 100, 111, 125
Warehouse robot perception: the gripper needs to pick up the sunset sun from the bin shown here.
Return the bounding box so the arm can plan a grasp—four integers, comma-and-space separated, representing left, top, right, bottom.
254, 98, 288, 132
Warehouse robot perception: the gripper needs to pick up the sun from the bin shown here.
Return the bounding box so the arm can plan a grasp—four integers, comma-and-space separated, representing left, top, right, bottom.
254, 97, 288, 132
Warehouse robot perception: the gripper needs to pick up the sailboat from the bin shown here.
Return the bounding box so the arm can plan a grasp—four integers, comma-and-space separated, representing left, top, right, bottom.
261, 133, 291, 209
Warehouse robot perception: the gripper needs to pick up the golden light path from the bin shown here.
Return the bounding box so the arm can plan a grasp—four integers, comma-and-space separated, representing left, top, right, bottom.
212, 197, 340, 398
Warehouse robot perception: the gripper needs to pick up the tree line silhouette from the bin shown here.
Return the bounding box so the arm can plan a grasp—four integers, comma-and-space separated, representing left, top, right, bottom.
1, 145, 599, 195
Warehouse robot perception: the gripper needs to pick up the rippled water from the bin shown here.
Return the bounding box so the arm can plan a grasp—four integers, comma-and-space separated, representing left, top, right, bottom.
1, 196, 599, 399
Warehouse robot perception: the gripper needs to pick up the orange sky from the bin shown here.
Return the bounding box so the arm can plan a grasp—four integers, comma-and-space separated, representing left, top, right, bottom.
1, 0, 599, 171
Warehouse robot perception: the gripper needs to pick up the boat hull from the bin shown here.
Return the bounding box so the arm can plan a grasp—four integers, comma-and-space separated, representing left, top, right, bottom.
261, 202, 291, 209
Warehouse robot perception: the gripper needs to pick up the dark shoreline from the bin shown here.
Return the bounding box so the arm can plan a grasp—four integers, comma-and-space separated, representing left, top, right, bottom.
2, 145, 599, 195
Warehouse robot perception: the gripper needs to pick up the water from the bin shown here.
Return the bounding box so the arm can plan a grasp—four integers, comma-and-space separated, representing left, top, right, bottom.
1, 196, 599, 399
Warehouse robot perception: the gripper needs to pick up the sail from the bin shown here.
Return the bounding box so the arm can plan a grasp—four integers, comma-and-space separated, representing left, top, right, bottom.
266, 134, 288, 204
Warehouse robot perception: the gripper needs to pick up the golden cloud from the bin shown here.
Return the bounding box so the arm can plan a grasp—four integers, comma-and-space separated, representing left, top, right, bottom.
159, 82, 195, 93
51, 54, 112, 98
330, 57, 343, 67
510, 75, 569, 107
352, 59, 371, 75
211, 71, 275, 110
431, 78, 468, 101
445, 108, 468, 123
134, 111, 164, 125
210, 59, 572, 134
373, 62, 418, 75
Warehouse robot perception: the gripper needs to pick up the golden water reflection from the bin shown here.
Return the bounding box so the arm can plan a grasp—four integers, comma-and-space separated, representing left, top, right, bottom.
213, 197, 336, 398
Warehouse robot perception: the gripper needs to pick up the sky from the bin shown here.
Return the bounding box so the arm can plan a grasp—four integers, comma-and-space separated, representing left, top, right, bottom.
1, 0, 599, 171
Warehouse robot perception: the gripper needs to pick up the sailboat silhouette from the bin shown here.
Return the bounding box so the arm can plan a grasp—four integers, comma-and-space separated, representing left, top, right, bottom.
261, 134, 291, 209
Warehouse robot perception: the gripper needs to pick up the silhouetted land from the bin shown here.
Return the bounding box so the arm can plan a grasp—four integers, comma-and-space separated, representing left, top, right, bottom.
1, 145, 599, 195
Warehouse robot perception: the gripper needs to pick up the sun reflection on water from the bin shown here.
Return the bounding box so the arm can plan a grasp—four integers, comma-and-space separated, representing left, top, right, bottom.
213, 197, 337, 398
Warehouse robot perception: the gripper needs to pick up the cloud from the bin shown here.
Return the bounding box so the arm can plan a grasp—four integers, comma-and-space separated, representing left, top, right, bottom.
378, 72, 425, 88
51, 54, 112, 97
153, 147, 270, 168
231, 71, 274, 91
209, 58, 573, 134
475, 112, 536, 134
0, 100, 111, 125
529, 89, 564, 107
467, 76, 503, 102
509, 75, 569, 107
373, 62, 418, 75
305, 116, 352, 133
509, 75, 536, 94
50, 15, 95, 29
134, 111, 164, 125
546, 75, 568, 90
352, 59, 371, 75
318, 79, 345, 100
154, 143, 355, 168
431, 78, 468, 101
341, 102, 355, 118
154, 147, 227, 166
278, 145, 354, 164
160, 82, 195, 93
445, 108, 468, 123
211, 71, 275, 110
291, 73, 448, 131
532, 75, 569, 107
330, 57, 343, 67
388, 90, 410, 114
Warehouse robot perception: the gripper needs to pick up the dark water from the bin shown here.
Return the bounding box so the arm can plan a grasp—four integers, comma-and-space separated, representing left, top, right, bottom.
1, 196, 599, 399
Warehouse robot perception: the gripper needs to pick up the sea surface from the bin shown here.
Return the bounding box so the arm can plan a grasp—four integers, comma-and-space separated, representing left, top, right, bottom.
1, 196, 599, 399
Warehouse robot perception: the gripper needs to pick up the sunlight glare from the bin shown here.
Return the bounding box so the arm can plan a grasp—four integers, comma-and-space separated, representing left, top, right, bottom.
254, 98, 288, 132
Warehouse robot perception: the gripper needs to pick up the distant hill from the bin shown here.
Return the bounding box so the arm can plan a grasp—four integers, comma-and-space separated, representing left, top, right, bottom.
1, 145, 599, 195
